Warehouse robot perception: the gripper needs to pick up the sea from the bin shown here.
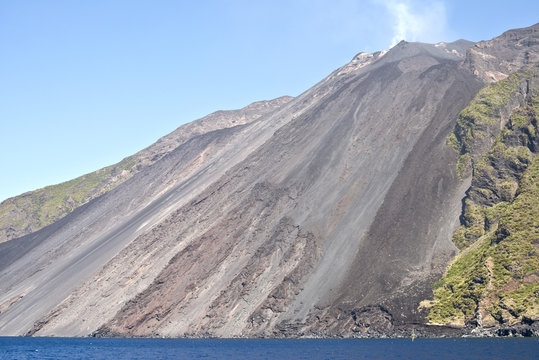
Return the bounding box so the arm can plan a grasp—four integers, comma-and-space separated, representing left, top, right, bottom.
0, 337, 538, 359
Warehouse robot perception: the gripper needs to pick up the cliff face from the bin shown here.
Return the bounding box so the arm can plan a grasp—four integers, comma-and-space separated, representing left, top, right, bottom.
0, 24, 538, 338
425, 65, 539, 330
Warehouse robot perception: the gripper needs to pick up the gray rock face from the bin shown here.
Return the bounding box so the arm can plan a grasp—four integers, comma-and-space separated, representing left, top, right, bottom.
464, 23, 539, 83
0, 24, 537, 338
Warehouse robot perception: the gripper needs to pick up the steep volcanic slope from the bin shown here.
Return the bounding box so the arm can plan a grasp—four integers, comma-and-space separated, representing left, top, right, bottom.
0, 57, 354, 335
0, 96, 301, 336
0, 96, 291, 244
2, 38, 473, 337
0, 24, 537, 338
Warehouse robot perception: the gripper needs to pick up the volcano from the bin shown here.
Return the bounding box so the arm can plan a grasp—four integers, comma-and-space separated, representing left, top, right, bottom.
0, 23, 538, 338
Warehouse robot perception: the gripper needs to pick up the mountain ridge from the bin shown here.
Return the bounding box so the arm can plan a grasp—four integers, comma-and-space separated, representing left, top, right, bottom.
0, 23, 538, 338
0, 96, 292, 244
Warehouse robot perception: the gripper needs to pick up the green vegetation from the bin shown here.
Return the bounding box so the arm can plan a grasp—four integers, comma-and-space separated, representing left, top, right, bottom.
490, 283, 539, 322
428, 241, 490, 324
0, 155, 138, 243
448, 72, 522, 178
428, 80, 539, 327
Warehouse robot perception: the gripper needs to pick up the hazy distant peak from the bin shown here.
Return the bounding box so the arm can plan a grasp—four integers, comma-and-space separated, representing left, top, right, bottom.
333, 37, 474, 82
434, 39, 473, 58
335, 50, 388, 77
464, 22, 539, 83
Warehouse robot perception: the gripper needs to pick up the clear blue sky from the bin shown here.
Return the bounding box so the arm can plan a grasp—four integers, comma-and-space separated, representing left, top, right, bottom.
1, 0, 538, 202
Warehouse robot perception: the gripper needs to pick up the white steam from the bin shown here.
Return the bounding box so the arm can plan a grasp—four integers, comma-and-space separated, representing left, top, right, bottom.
378, 0, 448, 47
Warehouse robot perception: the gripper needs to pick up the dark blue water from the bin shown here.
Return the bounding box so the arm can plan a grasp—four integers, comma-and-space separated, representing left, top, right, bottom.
0, 337, 537, 359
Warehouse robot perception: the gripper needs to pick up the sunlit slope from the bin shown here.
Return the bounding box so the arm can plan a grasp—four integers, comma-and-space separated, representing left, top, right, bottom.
0, 97, 291, 244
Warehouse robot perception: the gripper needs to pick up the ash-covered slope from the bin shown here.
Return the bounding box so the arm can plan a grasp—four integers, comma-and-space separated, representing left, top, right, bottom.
0, 24, 537, 338
0, 96, 291, 244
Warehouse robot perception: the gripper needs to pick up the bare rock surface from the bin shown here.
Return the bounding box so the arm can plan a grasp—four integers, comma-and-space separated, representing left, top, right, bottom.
464, 23, 539, 83
0, 24, 538, 338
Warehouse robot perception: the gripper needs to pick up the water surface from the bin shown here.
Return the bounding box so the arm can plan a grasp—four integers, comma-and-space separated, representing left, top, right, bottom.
0, 337, 537, 359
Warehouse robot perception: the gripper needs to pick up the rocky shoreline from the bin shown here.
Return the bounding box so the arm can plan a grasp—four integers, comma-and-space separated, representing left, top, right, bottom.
371, 324, 539, 339
286, 326, 539, 339
90, 321, 539, 339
